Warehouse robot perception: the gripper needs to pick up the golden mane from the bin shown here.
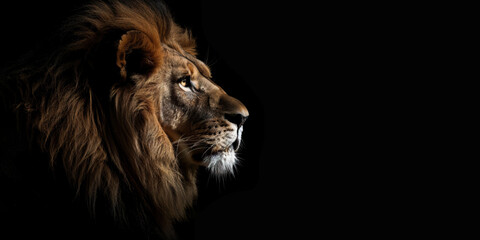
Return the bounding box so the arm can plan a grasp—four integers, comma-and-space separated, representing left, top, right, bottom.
10, 0, 199, 237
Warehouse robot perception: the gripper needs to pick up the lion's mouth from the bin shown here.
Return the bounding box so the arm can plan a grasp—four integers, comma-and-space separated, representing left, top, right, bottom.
189, 141, 239, 175
232, 138, 241, 151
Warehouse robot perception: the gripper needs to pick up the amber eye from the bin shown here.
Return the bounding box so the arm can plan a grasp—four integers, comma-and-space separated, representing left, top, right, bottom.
178, 76, 192, 89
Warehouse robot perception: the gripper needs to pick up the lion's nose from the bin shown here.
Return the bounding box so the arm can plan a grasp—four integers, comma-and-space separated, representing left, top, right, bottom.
219, 94, 249, 127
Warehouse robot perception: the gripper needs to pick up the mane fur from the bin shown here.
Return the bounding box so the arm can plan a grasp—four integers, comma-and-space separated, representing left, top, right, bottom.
8, 0, 199, 237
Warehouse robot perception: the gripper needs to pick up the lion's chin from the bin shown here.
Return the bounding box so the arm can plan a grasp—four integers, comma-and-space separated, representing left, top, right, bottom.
200, 147, 237, 176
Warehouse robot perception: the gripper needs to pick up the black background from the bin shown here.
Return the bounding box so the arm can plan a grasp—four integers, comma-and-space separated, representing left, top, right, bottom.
0, 0, 456, 239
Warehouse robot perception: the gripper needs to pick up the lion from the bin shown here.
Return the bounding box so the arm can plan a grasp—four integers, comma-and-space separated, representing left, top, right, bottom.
0, 0, 248, 239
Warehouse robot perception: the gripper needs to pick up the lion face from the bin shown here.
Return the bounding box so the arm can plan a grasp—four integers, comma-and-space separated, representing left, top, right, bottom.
153, 47, 248, 175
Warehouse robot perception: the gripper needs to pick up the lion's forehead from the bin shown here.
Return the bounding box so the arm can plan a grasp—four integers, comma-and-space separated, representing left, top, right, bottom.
163, 45, 212, 79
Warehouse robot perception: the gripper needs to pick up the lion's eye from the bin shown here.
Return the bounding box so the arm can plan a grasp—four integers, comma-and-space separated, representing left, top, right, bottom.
178, 76, 192, 90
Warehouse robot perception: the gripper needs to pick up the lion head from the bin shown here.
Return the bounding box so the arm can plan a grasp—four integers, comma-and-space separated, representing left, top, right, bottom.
2, 0, 248, 238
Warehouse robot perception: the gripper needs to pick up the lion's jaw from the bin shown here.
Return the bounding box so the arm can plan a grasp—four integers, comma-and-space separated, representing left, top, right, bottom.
204, 149, 237, 175
166, 118, 244, 176
193, 121, 244, 176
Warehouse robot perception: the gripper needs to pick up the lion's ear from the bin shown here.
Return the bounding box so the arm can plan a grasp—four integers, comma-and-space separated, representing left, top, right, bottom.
116, 30, 162, 80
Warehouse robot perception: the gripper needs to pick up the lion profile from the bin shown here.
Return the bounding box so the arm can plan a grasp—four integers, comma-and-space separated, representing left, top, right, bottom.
0, 0, 248, 239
